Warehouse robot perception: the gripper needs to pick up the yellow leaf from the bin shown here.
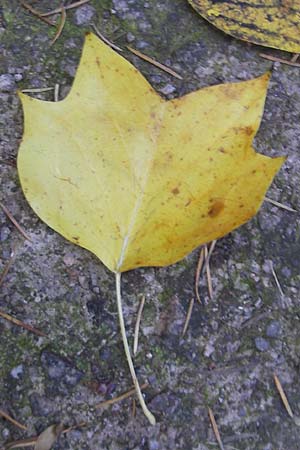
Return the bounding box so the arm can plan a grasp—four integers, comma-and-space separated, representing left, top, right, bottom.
18, 33, 283, 273
188, 0, 300, 53
17, 34, 285, 424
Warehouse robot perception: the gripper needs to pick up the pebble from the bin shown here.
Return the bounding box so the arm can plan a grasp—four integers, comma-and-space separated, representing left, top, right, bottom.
255, 337, 270, 352
126, 32, 135, 43
74, 5, 96, 25
159, 83, 176, 96
0, 74, 16, 91
0, 226, 11, 242
29, 392, 55, 416
10, 364, 23, 379
41, 350, 83, 386
266, 321, 281, 338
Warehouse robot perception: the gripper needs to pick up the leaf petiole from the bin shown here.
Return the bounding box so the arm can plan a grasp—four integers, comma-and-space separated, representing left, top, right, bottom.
115, 272, 156, 425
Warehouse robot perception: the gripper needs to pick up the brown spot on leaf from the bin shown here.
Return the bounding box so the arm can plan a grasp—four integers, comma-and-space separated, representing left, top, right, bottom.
208, 200, 224, 217
171, 187, 180, 195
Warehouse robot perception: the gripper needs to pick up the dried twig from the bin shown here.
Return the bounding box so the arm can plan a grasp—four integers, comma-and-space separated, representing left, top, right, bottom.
133, 295, 145, 355
41, 0, 91, 17
50, 7, 66, 46
95, 383, 148, 409
264, 197, 297, 213
0, 310, 46, 337
0, 202, 32, 242
269, 261, 284, 298
274, 374, 294, 418
0, 409, 27, 431
62, 422, 87, 434
260, 53, 300, 67
195, 246, 205, 304
19, 1, 56, 26
202, 239, 217, 274
92, 24, 123, 52
182, 297, 194, 337
127, 46, 183, 80
208, 408, 225, 450
291, 54, 299, 63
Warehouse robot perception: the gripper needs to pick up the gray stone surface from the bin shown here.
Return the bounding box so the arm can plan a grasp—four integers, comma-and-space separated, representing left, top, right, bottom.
1, 1, 300, 449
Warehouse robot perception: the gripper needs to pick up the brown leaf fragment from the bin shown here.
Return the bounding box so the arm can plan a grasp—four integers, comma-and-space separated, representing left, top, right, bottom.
0, 409, 27, 431
274, 374, 294, 419
0, 310, 46, 337
34, 424, 64, 450
208, 408, 225, 450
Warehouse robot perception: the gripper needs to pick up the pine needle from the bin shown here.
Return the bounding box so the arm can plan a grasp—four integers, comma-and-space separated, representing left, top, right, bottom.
133, 295, 145, 355
0, 310, 46, 337
208, 408, 225, 450
127, 46, 183, 80
50, 7, 66, 46
92, 24, 123, 52
195, 246, 205, 304
264, 197, 297, 213
269, 261, 284, 298
0, 202, 32, 242
182, 297, 194, 337
19, 1, 56, 26
95, 382, 148, 409
205, 245, 213, 300
54, 83, 60, 102
260, 53, 300, 67
21, 87, 54, 93
274, 374, 294, 419
41, 0, 91, 17
0, 245, 17, 287
0, 409, 27, 431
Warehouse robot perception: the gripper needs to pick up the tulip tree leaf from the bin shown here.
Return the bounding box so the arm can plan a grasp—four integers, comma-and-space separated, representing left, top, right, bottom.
18, 33, 284, 273
188, 0, 300, 53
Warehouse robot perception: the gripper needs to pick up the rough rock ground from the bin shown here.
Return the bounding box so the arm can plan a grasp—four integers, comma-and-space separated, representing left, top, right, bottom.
1, 1, 300, 449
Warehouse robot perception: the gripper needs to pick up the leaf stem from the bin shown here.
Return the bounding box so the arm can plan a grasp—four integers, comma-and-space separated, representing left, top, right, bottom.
115, 272, 156, 425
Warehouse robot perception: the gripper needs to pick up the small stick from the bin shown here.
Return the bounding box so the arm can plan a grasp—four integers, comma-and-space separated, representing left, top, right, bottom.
202, 240, 217, 275
269, 261, 284, 298
0, 310, 46, 337
264, 197, 297, 213
195, 247, 205, 304
205, 245, 213, 300
127, 46, 183, 80
208, 408, 225, 450
274, 374, 294, 418
182, 297, 194, 337
95, 382, 148, 409
0, 245, 17, 287
92, 24, 123, 52
54, 83, 60, 102
0, 202, 32, 242
132, 398, 137, 417
41, 0, 91, 17
133, 295, 145, 355
50, 7, 66, 46
19, 1, 56, 26
260, 53, 300, 68
115, 273, 155, 425
291, 54, 299, 63
0, 409, 27, 431
21, 87, 54, 93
